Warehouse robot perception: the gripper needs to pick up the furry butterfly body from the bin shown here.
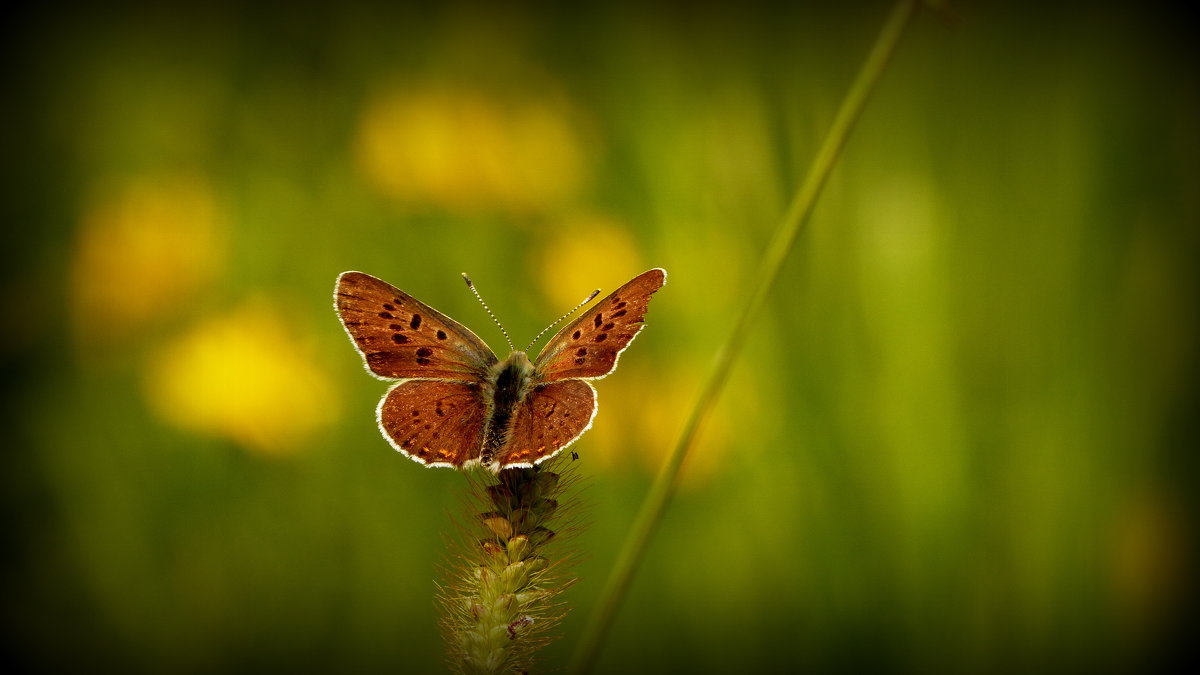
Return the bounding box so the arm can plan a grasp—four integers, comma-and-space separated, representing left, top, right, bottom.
335, 269, 666, 469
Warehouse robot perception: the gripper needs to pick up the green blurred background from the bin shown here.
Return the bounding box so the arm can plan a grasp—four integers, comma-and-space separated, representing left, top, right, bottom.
3, 1, 1195, 672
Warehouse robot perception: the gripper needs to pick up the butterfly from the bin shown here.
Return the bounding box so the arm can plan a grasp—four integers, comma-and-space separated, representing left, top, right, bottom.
334, 268, 666, 469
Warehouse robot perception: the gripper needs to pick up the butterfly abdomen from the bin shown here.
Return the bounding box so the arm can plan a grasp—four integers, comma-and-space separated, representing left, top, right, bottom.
480, 351, 535, 465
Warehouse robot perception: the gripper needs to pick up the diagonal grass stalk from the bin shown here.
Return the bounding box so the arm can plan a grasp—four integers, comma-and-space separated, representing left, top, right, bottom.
568, 1, 922, 671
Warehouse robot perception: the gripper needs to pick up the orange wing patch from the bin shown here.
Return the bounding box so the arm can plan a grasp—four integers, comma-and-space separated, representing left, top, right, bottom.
495, 380, 596, 467
377, 379, 488, 466
535, 268, 665, 381
336, 271, 497, 381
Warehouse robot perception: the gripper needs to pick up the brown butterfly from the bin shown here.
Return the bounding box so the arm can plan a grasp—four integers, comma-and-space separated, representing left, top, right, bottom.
334, 269, 666, 469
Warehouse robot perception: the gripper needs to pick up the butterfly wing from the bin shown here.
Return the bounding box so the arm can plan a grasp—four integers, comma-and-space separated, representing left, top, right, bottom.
335, 271, 498, 381
534, 268, 666, 381
494, 268, 666, 467
378, 380, 488, 467
494, 380, 597, 467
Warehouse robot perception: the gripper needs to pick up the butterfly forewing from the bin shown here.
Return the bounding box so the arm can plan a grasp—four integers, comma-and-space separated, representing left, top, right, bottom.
336, 271, 498, 381
495, 380, 597, 467
378, 380, 488, 466
534, 268, 666, 381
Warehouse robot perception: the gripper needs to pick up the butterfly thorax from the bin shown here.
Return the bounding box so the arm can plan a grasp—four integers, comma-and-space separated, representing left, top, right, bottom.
480, 350, 535, 465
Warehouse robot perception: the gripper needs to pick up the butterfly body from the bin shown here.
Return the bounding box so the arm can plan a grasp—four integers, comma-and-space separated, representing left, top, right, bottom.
480, 350, 535, 465
335, 268, 665, 470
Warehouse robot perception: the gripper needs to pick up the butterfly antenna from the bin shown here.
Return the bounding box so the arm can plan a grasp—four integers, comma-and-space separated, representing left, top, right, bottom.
524, 288, 601, 352
462, 273, 515, 352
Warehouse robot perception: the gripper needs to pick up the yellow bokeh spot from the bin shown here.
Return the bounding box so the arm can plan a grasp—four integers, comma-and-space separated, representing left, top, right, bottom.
532, 214, 646, 311
586, 359, 771, 488
355, 83, 589, 214
70, 174, 226, 350
144, 298, 339, 455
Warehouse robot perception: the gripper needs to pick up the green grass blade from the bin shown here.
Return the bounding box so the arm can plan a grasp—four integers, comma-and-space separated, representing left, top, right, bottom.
567, 1, 922, 671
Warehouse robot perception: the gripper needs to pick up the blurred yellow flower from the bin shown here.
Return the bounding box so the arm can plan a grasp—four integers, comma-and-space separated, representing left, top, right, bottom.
532, 214, 646, 311
70, 174, 226, 351
585, 359, 774, 488
143, 298, 339, 455
355, 83, 590, 214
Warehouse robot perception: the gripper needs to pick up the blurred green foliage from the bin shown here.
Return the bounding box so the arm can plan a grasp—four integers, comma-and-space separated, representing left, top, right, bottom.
2, 1, 1195, 673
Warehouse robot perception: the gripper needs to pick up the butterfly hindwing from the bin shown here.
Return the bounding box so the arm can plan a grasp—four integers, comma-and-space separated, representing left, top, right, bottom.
378, 379, 488, 467
495, 380, 597, 467
336, 271, 498, 381
534, 268, 666, 381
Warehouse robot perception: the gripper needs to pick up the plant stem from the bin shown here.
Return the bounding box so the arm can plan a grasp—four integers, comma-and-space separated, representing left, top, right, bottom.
444, 466, 573, 674
567, 1, 921, 672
